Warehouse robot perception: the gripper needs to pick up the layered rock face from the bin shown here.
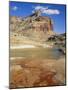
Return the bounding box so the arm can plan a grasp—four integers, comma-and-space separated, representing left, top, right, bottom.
10, 12, 55, 43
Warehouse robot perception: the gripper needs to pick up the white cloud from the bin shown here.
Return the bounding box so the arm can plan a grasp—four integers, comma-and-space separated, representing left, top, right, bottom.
12, 6, 18, 11
35, 6, 48, 11
34, 6, 60, 15
43, 9, 60, 15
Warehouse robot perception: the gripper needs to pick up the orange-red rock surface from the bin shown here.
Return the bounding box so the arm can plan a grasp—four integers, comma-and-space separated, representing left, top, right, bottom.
10, 58, 65, 89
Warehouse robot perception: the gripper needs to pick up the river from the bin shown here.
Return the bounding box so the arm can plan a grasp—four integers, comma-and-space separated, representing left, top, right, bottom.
10, 47, 63, 60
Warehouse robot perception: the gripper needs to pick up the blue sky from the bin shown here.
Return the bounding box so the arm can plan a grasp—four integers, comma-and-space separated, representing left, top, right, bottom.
9, 1, 66, 34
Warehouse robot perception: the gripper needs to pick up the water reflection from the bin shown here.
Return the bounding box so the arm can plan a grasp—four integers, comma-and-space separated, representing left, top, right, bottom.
10, 47, 64, 60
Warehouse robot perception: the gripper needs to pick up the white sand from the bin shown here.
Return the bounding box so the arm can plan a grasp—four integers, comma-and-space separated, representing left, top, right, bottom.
10, 45, 36, 49
10, 57, 24, 60
10, 44, 52, 49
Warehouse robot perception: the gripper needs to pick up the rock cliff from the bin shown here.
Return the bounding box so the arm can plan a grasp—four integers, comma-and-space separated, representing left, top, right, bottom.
10, 11, 55, 44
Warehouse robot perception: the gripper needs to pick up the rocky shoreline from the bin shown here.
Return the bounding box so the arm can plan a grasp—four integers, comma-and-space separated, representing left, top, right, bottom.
10, 57, 65, 89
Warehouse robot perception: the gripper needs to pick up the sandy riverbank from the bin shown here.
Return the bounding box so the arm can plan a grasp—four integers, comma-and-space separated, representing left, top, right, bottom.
10, 44, 52, 49
10, 45, 36, 49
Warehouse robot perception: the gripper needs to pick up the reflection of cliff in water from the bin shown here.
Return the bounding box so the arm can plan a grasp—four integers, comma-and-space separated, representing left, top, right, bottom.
10, 48, 64, 60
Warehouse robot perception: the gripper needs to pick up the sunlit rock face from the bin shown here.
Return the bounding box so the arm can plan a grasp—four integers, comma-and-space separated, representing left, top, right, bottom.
10, 11, 55, 43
